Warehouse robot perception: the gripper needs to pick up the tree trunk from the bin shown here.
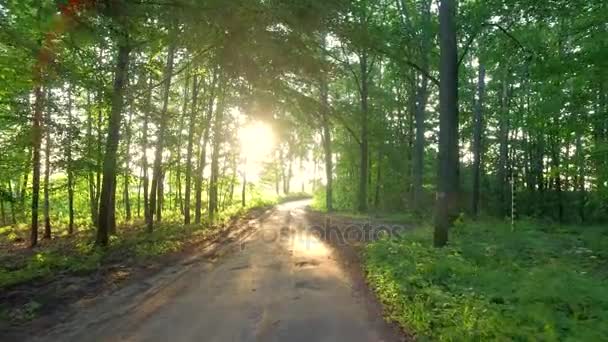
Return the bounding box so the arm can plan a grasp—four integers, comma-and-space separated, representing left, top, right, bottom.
66, 86, 75, 234
320, 34, 333, 211
412, 1, 431, 212
148, 36, 176, 231
96, 42, 130, 246
576, 131, 585, 222
8, 181, 16, 224
374, 147, 382, 209
142, 75, 152, 224
497, 73, 510, 217
30, 83, 44, 247
184, 73, 198, 224
123, 99, 133, 221
358, 51, 369, 213
95, 89, 104, 226
208, 78, 226, 223
241, 171, 247, 207
471, 62, 485, 217
176, 70, 190, 215
43, 89, 52, 239
86, 92, 98, 227
156, 170, 164, 222
434, 0, 458, 247
195, 73, 217, 224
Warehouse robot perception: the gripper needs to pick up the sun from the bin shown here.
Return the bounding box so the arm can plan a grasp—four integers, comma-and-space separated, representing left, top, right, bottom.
238, 121, 275, 181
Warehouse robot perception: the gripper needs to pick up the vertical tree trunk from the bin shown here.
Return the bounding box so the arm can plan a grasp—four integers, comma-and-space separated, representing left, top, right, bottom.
66, 86, 75, 234
320, 33, 333, 211
30, 83, 44, 247
209, 79, 226, 223
137, 167, 142, 218
497, 73, 510, 217
184, 73, 198, 224
412, 1, 431, 212
96, 42, 130, 246
576, 131, 585, 222
86, 92, 98, 227
142, 75, 152, 224
374, 147, 382, 209
8, 181, 16, 224
176, 70, 190, 215
123, 101, 133, 221
194, 73, 216, 224
241, 171, 247, 207
156, 171, 164, 222
358, 51, 370, 213
471, 62, 485, 217
435, 0, 458, 247
1, 192, 6, 226
43, 89, 52, 239
148, 35, 176, 231
21, 147, 31, 209
95, 89, 103, 226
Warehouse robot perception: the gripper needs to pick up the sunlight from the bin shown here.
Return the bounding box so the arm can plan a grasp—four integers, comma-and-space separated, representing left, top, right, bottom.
238, 121, 275, 182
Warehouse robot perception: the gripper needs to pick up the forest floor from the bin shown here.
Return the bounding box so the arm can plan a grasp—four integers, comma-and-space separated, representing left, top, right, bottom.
1, 199, 408, 341
364, 217, 608, 340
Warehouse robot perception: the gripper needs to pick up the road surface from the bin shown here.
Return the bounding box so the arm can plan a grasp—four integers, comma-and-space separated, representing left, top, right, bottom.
37, 200, 399, 342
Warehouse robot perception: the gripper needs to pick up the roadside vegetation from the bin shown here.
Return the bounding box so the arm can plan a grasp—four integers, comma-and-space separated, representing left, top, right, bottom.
364, 219, 608, 341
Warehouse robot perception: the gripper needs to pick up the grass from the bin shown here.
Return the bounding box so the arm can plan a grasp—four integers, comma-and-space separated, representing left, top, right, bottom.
0, 196, 279, 291
364, 218, 608, 341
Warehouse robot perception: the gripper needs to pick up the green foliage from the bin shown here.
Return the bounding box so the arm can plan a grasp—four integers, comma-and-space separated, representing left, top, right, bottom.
365, 220, 608, 341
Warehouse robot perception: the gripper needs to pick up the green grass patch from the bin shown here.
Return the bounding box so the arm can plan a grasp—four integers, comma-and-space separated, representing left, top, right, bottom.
0, 198, 278, 290
364, 219, 608, 341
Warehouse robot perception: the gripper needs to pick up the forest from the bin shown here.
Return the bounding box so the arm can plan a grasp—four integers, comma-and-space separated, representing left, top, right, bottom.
1, 0, 607, 340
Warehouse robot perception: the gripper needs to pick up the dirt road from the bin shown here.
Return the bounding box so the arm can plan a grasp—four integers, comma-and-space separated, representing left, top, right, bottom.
35, 200, 400, 342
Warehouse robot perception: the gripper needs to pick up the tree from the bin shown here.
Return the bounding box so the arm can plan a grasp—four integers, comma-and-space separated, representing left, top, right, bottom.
434, 0, 458, 247
97, 40, 131, 246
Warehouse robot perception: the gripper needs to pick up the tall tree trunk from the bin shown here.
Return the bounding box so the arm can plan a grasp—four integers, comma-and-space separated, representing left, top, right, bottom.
184, 73, 198, 224
1, 191, 6, 226
176, 70, 190, 215
66, 86, 75, 234
148, 35, 176, 231
43, 89, 52, 239
358, 51, 370, 213
435, 0, 458, 247
412, 0, 431, 212
471, 62, 485, 217
21, 149, 30, 216
30, 83, 44, 247
137, 167, 142, 218
195, 72, 217, 224
86, 92, 98, 227
576, 131, 585, 222
123, 100, 133, 221
96, 42, 130, 246
241, 170, 247, 207
142, 75, 152, 224
8, 181, 16, 224
374, 147, 382, 209
320, 33, 333, 211
156, 171, 164, 222
95, 89, 104, 226
209, 78, 226, 223
497, 73, 510, 217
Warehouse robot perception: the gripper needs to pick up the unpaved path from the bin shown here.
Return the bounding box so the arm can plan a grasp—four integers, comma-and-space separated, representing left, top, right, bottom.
34, 200, 401, 342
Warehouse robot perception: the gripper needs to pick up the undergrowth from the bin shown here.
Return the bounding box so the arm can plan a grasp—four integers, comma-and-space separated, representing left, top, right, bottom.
364, 219, 608, 341
0, 196, 278, 291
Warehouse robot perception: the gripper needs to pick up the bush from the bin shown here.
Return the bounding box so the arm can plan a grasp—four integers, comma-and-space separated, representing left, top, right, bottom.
364, 220, 608, 341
